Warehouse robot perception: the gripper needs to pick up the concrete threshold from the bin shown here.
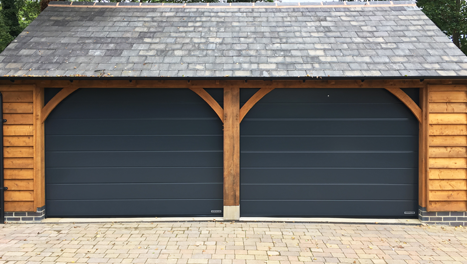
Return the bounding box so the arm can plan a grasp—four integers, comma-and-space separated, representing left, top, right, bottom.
41, 217, 421, 225
240, 217, 422, 225
42, 217, 223, 224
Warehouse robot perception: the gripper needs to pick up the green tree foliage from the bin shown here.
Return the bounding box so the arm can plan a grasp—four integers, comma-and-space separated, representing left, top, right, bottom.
417, 0, 467, 55
17, 0, 41, 29
1, 0, 20, 37
0, 12, 14, 52
0, 0, 40, 53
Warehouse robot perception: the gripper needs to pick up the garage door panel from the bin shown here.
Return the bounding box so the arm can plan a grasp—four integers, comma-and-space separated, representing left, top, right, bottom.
241, 136, 417, 152
241, 201, 416, 217
246, 104, 413, 119
47, 168, 222, 184
46, 119, 220, 135
45, 89, 223, 217
46, 135, 222, 151
241, 120, 417, 135
241, 153, 417, 168
241, 184, 417, 200
47, 183, 222, 200
47, 200, 223, 217
241, 169, 417, 184
241, 88, 418, 217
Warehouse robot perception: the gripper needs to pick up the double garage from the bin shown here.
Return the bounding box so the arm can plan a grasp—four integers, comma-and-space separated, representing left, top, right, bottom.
45, 88, 419, 218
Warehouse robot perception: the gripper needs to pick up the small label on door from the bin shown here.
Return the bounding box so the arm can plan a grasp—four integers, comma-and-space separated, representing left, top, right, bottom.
211, 210, 222, 213
404, 211, 416, 215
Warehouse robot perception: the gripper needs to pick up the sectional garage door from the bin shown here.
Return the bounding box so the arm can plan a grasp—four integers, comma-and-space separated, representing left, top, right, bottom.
45, 89, 223, 217
240, 88, 419, 218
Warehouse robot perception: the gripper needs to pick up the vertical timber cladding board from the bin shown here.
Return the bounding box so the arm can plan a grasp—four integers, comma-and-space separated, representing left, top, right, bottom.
428, 87, 467, 210
1, 90, 35, 211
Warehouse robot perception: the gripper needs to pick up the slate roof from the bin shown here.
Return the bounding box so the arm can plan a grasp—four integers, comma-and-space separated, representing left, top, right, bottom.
1, 1, 467, 78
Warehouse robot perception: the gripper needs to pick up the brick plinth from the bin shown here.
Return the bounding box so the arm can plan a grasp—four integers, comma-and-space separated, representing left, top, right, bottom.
419, 206, 467, 226
4, 206, 45, 223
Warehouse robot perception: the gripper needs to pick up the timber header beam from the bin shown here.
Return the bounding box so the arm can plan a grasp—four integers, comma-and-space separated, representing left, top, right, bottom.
0, 79, 428, 89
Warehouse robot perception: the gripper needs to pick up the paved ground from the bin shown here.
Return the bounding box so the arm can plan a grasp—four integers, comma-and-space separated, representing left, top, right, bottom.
0, 222, 467, 264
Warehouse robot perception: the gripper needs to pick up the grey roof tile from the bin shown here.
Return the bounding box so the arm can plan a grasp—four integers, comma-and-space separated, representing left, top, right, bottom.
1, 3, 465, 78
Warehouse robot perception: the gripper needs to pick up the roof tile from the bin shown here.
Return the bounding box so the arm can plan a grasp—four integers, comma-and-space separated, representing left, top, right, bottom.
1, 2, 466, 78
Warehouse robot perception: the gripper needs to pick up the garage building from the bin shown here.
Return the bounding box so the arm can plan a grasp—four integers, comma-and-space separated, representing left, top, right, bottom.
0, 1, 467, 224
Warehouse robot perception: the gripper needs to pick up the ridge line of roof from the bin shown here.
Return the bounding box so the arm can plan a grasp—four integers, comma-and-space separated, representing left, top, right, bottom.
48, 1, 417, 9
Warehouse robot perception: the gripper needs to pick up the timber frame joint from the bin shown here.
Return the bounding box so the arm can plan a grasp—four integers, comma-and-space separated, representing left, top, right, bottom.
41, 86, 79, 123
385, 87, 422, 123
239, 88, 274, 123
189, 88, 224, 122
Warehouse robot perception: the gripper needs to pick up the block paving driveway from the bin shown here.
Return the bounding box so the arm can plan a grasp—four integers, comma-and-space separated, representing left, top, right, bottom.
0, 222, 466, 264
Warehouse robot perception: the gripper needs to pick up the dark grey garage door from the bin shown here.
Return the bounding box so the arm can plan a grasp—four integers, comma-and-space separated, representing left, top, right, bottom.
241, 88, 419, 218
45, 89, 223, 217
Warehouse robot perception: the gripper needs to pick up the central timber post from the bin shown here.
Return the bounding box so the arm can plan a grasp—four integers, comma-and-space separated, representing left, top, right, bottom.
223, 87, 240, 220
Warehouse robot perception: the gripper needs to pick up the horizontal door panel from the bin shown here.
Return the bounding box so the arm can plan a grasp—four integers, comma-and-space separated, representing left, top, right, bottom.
241, 168, 417, 184
246, 103, 415, 119
241, 153, 417, 168
241, 184, 417, 200
47, 167, 222, 184
46, 135, 222, 151
47, 183, 223, 200
51, 104, 221, 119
241, 200, 418, 217
244, 89, 412, 104
46, 151, 223, 168
241, 120, 418, 135
48, 88, 223, 119
47, 199, 223, 217
241, 136, 417, 151
46, 119, 222, 135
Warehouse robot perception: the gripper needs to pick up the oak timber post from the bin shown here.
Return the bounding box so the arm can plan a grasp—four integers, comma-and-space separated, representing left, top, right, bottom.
223, 87, 240, 220
419, 87, 429, 209
33, 87, 45, 209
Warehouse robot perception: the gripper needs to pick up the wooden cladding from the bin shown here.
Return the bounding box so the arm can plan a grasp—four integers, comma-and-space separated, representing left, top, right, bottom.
430, 91, 467, 102
430, 103, 467, 113
430, 125, 467, 136
1, 88, 35, 212
428, 85, 467, 211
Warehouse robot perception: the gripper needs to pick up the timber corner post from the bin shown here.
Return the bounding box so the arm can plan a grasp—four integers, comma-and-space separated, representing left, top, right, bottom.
33, 86, 45, 213
418, 86, 429, 221
223, 86, 240, 220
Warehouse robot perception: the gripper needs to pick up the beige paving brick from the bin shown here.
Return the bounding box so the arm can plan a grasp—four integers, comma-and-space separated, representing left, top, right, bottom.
188, 259, 209, 264
0, 223, 466, 264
